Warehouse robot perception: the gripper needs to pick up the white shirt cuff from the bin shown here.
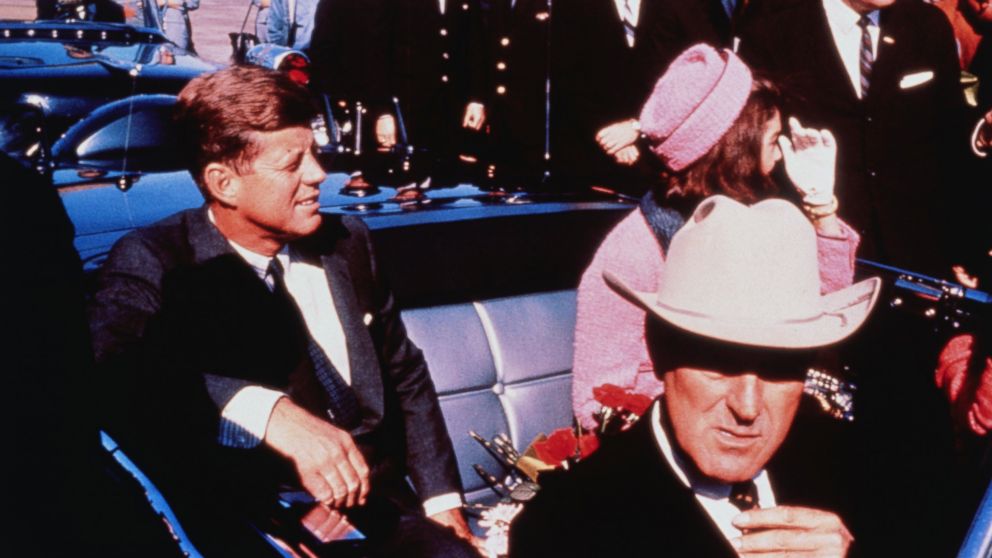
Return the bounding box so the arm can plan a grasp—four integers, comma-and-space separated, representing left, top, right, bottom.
218, 386, 286, 448
422, 492, 463, 517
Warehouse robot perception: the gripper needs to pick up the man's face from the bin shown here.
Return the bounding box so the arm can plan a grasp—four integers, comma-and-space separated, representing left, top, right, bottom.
228, 126, 326, 244
663, 367, 804, 484
843, 0, 896, 14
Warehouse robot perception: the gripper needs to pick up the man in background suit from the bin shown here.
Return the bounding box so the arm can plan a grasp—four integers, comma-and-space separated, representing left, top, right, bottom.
89, 66, 478, 557
509, 196, 880, 557
738, 0, 970, 274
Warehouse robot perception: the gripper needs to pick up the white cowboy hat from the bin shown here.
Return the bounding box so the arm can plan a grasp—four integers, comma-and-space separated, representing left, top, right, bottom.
605, 195, 881, 349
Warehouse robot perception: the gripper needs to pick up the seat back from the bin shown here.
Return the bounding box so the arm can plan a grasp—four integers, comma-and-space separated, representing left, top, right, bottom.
402, 290, 577, 504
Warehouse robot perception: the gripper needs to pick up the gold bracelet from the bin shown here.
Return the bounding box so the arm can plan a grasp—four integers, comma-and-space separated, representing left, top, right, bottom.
802, 195, 838, 220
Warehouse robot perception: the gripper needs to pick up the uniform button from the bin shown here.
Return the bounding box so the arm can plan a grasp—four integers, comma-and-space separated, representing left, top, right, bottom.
866, 116, 873, 123
442, 52, 449, 59
869, 170, 877, 177
500, 37, 510, 46
496, 62, 506, 70
492, 383, 505, 395
440, 28, 448, 36
462, 2, 469, 9
496, 85, 507, 95
441, 75, 449, 82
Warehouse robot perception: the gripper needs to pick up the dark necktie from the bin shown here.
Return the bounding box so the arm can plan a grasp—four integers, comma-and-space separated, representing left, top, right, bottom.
729, 480, 759, 512
857, 15, 874, 99
268, 258, 361, 429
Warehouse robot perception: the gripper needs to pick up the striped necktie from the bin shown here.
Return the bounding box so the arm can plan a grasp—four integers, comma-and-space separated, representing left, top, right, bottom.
622, 0, 636, 47
268, 258, 361, 429
857, 15, 874, 99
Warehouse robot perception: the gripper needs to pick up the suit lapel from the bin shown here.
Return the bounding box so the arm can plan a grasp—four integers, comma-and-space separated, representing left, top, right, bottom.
809, 0, 860, 106
617, 415, 741, 557
319, 251, 385, 431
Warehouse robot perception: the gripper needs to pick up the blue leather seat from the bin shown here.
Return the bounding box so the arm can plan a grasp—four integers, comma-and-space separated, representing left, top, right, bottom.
402, 290, 577, 504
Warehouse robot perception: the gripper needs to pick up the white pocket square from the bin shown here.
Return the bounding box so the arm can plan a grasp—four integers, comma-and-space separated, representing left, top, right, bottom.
899, 71, 934, 89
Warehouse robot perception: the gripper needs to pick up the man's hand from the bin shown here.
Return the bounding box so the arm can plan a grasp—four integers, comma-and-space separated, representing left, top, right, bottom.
264, 398, 370, 509
595, 119, 639, 156
462, 102, 486, 131
376, 114, 397, 149
613, 144, 640, 166
731, 506, 853, 557
429, 508, 485, 556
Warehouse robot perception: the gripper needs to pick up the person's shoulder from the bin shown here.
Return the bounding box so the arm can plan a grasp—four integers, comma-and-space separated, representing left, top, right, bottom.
101, 208, 201, 280
885, 1, 954, 38
741, 0, 816, 33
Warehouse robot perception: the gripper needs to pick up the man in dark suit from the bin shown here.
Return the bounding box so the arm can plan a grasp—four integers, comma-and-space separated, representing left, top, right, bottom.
544, 0, 734, 194
510, 196, 881, 557
89, 66, 478, 557
738, 0, 970, 275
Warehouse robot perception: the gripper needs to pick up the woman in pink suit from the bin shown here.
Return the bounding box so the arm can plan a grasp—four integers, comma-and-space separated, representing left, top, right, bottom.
573, 44, 861, 429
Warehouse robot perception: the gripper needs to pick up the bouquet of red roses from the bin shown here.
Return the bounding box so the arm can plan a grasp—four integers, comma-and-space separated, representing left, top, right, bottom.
468, 384, 653, 557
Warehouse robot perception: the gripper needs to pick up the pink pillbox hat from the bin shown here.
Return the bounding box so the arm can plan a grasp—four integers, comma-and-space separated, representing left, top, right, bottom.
638, 43, 753, 171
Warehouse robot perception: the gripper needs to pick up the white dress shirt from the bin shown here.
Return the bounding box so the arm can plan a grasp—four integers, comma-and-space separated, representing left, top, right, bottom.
650, 401, 776, 543
212, 218, 460, 515
822, 0, 880, 99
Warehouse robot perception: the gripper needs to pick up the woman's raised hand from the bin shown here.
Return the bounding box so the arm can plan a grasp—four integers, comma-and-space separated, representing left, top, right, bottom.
778, 117, 836, 207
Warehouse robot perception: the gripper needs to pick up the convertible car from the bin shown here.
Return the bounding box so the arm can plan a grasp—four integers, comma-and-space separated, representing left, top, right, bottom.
3, 9, 991, 555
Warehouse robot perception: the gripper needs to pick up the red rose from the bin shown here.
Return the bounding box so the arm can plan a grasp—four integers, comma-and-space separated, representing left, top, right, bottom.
593, 384, 628, 409
593, 383, 652, 417
532, 428, 600, 466
577, 431, 600, 459
622, 393, 653, 416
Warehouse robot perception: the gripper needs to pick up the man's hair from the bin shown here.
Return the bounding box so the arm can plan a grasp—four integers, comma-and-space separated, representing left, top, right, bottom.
173, 65, 318, 190
658, 77, 783, 208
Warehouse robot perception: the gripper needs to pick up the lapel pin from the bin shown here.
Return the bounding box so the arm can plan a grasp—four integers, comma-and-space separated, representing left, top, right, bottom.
363, 313, 374, 326
882, 36, 895, 45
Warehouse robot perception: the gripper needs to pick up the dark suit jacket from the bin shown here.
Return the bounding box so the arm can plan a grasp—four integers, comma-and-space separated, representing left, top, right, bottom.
546, 0, 729, 191
738, 1, 971, 274
509, 402, 858, 558
310, 0, 392, 113
89, 207, 461, 554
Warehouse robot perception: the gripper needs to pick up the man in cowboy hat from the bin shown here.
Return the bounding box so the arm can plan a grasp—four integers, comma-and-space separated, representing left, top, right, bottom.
509, 195, 880, 557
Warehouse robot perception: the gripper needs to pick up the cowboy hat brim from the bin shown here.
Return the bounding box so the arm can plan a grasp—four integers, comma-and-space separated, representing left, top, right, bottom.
604, 271, 882, 349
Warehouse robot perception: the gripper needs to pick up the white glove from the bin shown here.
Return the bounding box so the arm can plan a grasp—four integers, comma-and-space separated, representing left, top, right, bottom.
778, 117, 836, 206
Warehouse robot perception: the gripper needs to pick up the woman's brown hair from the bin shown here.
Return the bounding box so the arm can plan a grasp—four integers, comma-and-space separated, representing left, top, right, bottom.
658, 77, 783, 210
